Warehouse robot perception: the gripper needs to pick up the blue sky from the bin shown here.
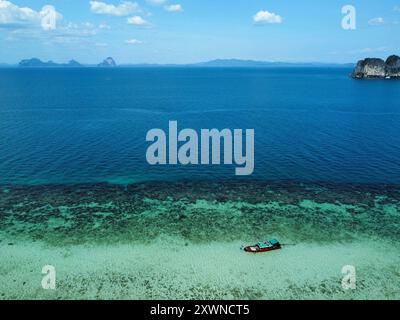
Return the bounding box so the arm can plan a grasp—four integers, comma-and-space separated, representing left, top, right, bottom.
0, 0, 399, 64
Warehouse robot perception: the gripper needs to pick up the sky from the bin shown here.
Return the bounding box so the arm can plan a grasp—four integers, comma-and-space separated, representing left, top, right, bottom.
0, 0, 399, 64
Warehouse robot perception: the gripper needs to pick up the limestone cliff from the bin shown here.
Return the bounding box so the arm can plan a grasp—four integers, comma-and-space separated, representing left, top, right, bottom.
352, 55, 400, 79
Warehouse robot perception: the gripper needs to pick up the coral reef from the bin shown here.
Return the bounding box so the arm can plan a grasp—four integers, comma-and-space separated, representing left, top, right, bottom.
1, 181, 399, 245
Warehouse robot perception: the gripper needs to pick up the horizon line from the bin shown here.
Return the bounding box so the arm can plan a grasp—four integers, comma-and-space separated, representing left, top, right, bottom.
1, 57, 358, 66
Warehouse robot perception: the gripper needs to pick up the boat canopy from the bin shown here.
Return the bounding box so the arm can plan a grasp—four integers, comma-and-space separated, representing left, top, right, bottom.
257, 242, 271, 249
269, 239, 280, 246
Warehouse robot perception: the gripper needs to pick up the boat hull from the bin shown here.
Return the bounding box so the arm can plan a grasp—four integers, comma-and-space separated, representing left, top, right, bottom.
243, 244, 281, 253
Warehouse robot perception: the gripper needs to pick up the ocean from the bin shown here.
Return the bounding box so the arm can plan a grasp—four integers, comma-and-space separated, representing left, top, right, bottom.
0, 67, 399, 185
0, 67, 399, 300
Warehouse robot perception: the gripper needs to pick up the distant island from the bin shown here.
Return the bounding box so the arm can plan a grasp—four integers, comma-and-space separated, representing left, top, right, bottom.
98, 57, 117, 67
352, 55, 400, 79
19, 58, 83, 68
18, 57, 117, 68
15, 57, 354, 68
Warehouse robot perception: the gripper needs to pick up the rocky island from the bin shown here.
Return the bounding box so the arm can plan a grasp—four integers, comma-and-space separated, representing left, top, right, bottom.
19, 58, 82, 67
351, 55, 400, 79
98, 57, 117, 67
18, 57, 117, 68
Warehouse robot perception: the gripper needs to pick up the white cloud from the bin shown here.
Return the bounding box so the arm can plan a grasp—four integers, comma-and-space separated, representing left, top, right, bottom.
89, 1, 139, 16
146, 0, 167, 6
125, 38, 142, 44
7, 20, 99, 45
348, 46, 389, 54
127, 15, 148, 26
99, 22, 111, 29
253, 10, 282, 25
0, 0, 39, 26
164, 4, 183, 12
0, 1, 105, 46
43, 21, 98, 43
368, 17, 385, 26
0, 0, 62, 29
95, 42, 108, 47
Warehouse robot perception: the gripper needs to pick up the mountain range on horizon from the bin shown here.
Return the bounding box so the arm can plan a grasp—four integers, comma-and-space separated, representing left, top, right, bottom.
0, 57, 357, 68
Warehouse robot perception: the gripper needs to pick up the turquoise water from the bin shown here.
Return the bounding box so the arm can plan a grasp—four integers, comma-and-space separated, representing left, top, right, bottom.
0, 67, 399, 185
1, 180, 400, 299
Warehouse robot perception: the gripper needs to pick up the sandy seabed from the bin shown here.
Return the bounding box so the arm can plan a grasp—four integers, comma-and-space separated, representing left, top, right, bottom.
1, 238, 399, 300
1, 181, 399, 299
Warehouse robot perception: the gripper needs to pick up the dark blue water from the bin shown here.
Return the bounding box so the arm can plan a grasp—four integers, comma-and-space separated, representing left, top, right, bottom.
0, 67, 399, 185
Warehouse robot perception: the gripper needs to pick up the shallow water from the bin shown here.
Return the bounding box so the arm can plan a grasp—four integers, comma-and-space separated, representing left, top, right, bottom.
2, 240, 399, 300
1, 181, 399, 245
1, 181, 399, 299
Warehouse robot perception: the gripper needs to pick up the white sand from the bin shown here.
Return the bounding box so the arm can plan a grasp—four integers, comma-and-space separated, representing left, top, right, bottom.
1, 237, 399, 300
